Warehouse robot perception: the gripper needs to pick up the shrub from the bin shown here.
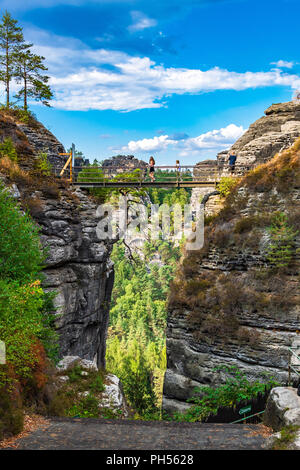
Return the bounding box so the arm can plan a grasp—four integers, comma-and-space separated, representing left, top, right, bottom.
172, 365, 278, 422
0, 280, 52, 383
218, 177, 239, 198
266, 212, 298, 269
90, 375, 105, 393
66, 393, 100, 418
272, 425, 300, 450
23, 196, 44, 218
0, 184, 44, 282
183, 278, 210, 296
0, 138, 18, 162
0, 382, 24, 440
0, 157, 34, 187
42, 181, 60, 199
35, 152, 52, 176
234, 216, 256, 234
0, 186, 58, 440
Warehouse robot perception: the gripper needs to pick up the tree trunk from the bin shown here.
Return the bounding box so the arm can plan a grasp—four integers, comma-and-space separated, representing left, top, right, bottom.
6, 36, 9, 108
24, 64, 27, 112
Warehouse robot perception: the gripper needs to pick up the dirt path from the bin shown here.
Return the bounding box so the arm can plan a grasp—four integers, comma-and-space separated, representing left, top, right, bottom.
2, 417, 270, 450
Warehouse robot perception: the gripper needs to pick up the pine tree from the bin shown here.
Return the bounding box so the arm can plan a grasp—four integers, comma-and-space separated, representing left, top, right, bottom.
0, 11, 25, 108
14, 50, 52, 111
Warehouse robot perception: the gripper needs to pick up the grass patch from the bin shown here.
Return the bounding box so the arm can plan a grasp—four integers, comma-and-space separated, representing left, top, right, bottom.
272, 425, 300, 450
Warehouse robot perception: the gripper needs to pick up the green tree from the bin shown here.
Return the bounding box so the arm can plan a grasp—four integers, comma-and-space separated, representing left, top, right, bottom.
0, 11, 26, 108
0, 184, 44, 281
267, 212, 298, 268
14, 50, 52, 111
0, 137, 17, 161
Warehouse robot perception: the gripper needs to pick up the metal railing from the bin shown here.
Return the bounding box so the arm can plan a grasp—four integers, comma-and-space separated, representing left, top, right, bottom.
230, 410, 265, 424
54, 162, 256, 188
288, 346, 300, 386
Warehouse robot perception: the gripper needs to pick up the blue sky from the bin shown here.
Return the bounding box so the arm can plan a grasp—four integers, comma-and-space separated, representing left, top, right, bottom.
1, 0, 299, 164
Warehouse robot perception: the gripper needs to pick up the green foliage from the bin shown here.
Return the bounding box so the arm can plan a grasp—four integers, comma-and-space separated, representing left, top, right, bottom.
66, 393, 100, 418
51, 367, 107, 419
0, 11, 25, 108
0, 184, 58, 439
106, 240, 176, 415
90, 375, 105, 394
14, 49, 53, 110
148, 187, 191, 208
218, 176, 239, 198
0, 137, 17, 162
0, 385, 24, 439
34, 152, 52, 176
266, 212, 298, 268
171, 365, 279, 422
0, 11, 52, 111
63, 366, 105, 394
110, 168, 148, 199
0, 279, 48, 382
272, 425, 300, 450
106, 188, 189, 416
67, 364, 84, 383
0, 184, 44, 281
14, 106, 36, 123
77, 162, 110, 201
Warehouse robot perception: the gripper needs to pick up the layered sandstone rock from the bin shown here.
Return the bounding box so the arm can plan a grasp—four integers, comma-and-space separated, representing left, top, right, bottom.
0, 111, 115, 368
192, 101, 300, 219
36, 186, 114, 367
218, 100, 300, 167
3, 178, 115, 367
0, 110, 66, 169
163, 141, 300, 413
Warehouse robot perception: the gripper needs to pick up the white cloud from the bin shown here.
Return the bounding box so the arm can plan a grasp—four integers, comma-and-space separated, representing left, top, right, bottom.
271, 60, 295, 69
120, 124, 246, 157
125, 135, 173, 152
10, 28, 300, 112
128, 11, 157, 32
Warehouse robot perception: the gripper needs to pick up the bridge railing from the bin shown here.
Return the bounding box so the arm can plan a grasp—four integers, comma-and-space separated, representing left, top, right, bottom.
53, 163, 256, 185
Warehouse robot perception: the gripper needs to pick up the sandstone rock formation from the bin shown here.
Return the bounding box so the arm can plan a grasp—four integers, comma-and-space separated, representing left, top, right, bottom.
37, 186, 114, 367
192, 101, 300, 218
17, 121, 65, 168
221, 101, 300, 167
0, 112, 115, 368
264, 387, 300, 430
102, 155, 147, 173
0, 110, 66, 170
263, 429, 300, 451
56, 356, 129, 417
163, 141, 300, 413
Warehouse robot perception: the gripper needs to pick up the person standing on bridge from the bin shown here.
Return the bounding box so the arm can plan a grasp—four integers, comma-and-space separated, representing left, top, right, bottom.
176, 160, 181, 182
228, 151, 237, 174
149, 156, 155, 182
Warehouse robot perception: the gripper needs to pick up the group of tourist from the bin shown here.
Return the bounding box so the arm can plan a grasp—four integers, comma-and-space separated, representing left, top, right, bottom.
147, 151, 237, 182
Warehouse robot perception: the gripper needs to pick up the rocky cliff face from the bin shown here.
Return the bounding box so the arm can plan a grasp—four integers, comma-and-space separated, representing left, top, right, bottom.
218, 100, 300, 167
17, 121, 65, 168
0, 110, 65, 170
163, 139, 300, 414
39, 187, 114, 367
2, 176, 115, 367
0, 112, 114, 368
191, 101, 300, 219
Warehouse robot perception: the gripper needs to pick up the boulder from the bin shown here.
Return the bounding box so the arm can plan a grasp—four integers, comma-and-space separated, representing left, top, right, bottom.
264, 387, 300, 430
263, 430, 300, 450
100, 374, 129, 417
57, 356, 98, 372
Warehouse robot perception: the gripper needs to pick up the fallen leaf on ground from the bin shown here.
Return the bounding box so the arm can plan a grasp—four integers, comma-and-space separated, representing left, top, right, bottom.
0, 414, 50, 449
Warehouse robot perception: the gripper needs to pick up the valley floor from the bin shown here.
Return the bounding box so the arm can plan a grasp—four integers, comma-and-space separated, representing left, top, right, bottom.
1, 417, 271, 450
